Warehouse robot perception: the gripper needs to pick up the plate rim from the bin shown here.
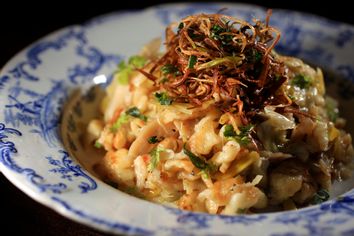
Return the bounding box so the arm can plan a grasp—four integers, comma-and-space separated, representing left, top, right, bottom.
1, 2, 354, 235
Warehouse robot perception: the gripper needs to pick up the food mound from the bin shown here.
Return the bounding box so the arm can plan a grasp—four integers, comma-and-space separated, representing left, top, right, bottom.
87, 12, 354, 214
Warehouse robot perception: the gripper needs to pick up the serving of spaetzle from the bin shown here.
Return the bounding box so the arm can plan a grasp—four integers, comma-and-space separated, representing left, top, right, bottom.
86, 12, 354, 215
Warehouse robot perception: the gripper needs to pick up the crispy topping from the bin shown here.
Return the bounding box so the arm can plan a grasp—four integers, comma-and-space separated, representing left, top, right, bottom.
141, 12, 290, 123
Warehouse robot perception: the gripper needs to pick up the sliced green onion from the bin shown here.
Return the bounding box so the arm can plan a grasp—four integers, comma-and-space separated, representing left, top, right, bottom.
196, 56, 243, 71
94, 141, 103, 148
155, 92, 173, 105
128, 55, 147, 68
292, 74, 312, 89
161, 64, 179, 75
147, 136, 164, 144
148, 147, 165, 171
183, 144, 208, 170
223, 124, 254, 146
110, 113, 129, 132
224, 124, 237, 137
188, 55, 197, 69
312, 189, 330, 204
125, 107, 147, 122
116, 55, 147, 85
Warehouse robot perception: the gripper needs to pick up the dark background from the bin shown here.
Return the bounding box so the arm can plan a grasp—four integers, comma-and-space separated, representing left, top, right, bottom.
1, 0, 353, 235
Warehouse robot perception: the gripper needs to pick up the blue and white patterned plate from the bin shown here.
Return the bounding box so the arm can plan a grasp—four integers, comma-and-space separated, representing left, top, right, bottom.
1, 3, 354, 236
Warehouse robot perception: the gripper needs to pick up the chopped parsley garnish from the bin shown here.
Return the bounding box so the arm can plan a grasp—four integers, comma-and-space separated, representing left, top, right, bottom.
183, 144, 209, 170
327, 108, 338, 122
183, 144, 216, 178
292, 74, 312, 89
117, 61, 131, 84
211, 24, 223, 37
111, 107, 147, 132
161, 64, 179, 75
325, 97, 339, 122
160, 77, 169, 84
211, 24, 226, 40
94, 141, 103, 149
110, 113, 129, 132
210, 24, 232, 46
116, 55, 147, 85
224, 124, 237, 137
155, 92, 173, 105
128, 55, 147, 68
245, 48, 263, 63
287, 94, 296, 101
188, 55, 197, 69
274, 74, 281, 82
148, 146, 165, 171
239, 124, 254, 134
312, 189, 330, 204
255, 51, 263, 62
200, 169, 210, 179
125, 107, 147, 122
178, 22, 184, 31
147, 136, 164, 144
223, 124, 254, 146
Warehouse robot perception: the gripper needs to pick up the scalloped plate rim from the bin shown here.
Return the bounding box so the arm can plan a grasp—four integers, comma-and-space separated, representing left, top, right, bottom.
0, 2, 353, 236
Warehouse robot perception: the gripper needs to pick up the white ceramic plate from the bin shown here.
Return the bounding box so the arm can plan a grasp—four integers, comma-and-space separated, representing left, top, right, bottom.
1, 3, 354, 236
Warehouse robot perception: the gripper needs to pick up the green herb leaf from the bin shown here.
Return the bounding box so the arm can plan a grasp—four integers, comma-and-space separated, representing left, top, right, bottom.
116, 55, 147, 85
223, 124, 254, 146
210, 24, 232, 46
327, 109, 338, 122
236, 136, 252, 146
211, 24, 223, 35
239, 124, 254, 134
111, 107, 147, 133
325, 97, 339, 122
312, 189, 330, 204
125, 107, 147, 122
155, 92, 173, 105
160, 77, 169, 84
110, 113, 129, 132
183, 144, 209, 170
287, 94, 295, 101
224, 124, 237, 137
196, 56, 243, 71
188, 55, 197, 69
117, 59, 131, 85
274, 74, 281, 82
200, 169, 210, 179
118, 60, 127, 71
161, 64, 179, 75
245, 48, 263, 64
237, 124, 254, 145
292, 74, 312, 89
147, 136, 164, 144
255, 51, 263, 62
94, 141, 103, 149
178, 22, 184, 31
200, 163, 218, 179
148, 146, 166, 171
128, 55, 147, 68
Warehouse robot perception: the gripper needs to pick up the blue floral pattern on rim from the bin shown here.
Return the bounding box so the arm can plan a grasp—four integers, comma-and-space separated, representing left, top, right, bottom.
0, 123, 66, 193
0, 123, 97, 194
0, 3, 353, 235
47, 150, 97, 193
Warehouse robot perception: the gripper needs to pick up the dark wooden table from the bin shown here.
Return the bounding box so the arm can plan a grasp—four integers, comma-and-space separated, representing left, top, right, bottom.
1, 0, 353, 235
